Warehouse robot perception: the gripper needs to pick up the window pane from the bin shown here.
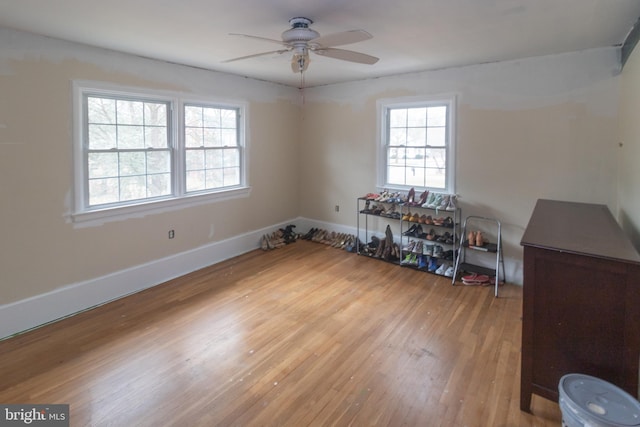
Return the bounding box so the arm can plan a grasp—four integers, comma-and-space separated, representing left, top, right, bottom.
206, 169, 223, 187
145, 126, 167, 149
203, 108, 220, 127
147, 151, 170, 174
185, 127, 203, 148
221, 129, 237, 146
406, 166, 426, 187
89, 124, 117, 149
388, 147, 405, 166
427, 106, 447, 126
89, 177, 119, 205
224, 148, 240, 167
144, 103, 166, 126
88, 152, 118, 178
186, 170, 205, 192
118, 125, 144, 149
119, 175, 146, 201
185, 106, 202, 126
389, 128, 407, 146
407, 128, 426, 146
425, 148, 447, 169
387, 165, 406, 185
186, 149, 205, 171
117, 100, 144, 125
223, 167, 240, 186
147, 173, 171, 197
220, 109, 236, 128
119, 152, 146, 176
88, 97, 116, 124
206, 149, 222, 168
407, 108, 426, 127
427, 127, 446, 147
203, 128, 220, 147
389, 109, 407, 127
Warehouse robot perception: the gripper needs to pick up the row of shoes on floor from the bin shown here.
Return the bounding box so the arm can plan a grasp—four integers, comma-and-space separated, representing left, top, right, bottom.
403, 224, 456, 243
363, 188, 458, 212
260, 225, 298, 250
301, 228, 359, 252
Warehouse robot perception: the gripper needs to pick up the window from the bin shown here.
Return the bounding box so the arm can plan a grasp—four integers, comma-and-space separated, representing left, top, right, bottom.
378, 96, 456, 193
184, 105, 241, 192
73, 82, 248, 223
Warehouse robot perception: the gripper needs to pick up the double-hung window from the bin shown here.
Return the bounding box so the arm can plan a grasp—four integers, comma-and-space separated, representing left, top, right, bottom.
378, 95, 456, 193
73, 82, 248, 223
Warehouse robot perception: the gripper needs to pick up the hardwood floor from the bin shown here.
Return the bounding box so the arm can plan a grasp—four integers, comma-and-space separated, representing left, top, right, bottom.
0, 240, 562, 426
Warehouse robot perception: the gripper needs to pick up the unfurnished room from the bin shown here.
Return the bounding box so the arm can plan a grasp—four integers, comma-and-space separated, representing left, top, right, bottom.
2, 1, 640, 426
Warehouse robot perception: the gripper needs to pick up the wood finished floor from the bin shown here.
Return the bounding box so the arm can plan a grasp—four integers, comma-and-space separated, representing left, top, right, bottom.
0, 240, 562, 426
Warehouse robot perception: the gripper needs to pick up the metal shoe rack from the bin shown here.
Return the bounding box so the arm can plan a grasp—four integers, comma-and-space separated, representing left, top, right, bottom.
452, 215, 505, 297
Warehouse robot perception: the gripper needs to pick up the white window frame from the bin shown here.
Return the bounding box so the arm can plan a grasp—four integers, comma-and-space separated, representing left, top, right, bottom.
376, 94, 456, 194
71, 81, 250, 225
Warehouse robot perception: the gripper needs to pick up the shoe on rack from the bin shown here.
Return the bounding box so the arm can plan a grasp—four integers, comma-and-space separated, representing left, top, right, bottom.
422, 193, 436, 208
423, 244, 434, 256
403, 224, 418, 236
406, 187, 416, 205
412, 241, 423, 254
433, 245, 444, 258
428, 193, 443, 209
418, 255, 428, 269
402, 240, 416, 252
416, 191, 429, 206
438, 195, 450, 210
436, 263, 448, 275
428, 257, 439, 272
445, 195, 458, 211
444, 266, 455, 277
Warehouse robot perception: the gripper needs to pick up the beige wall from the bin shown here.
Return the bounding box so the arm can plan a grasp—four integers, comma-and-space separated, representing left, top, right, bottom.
301, 48, 622, 284
618, 44, 640, 251
0, 29, 300, 305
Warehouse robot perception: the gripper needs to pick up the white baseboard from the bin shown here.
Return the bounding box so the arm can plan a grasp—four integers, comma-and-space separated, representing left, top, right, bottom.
0, 219, 301, 340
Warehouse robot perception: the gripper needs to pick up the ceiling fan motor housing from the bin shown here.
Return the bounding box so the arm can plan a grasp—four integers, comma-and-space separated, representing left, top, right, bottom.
282, 17, 320, 43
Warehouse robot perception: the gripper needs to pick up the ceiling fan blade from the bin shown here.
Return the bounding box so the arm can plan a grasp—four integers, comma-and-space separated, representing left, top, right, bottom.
228, 33, 286, 46
222, 49, 289, 63
314, 48, 379, 65
310, 29, 372, 48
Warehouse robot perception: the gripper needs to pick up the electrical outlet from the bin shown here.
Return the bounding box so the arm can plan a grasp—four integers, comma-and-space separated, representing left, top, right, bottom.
168, 230, 175, 239
335, 205, 340, 212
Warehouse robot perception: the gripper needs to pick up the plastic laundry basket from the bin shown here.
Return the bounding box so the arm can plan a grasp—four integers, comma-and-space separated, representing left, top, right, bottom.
559, 374, 640, 427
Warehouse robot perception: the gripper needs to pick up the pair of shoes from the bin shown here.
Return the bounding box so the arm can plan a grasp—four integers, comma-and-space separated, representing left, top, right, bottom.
401, 252, 419, 266
444, 265, 455, 277
428, 257, 438, 272
467, 231, 485, 247
436, 263, 448, 275
461, 273, 491, 285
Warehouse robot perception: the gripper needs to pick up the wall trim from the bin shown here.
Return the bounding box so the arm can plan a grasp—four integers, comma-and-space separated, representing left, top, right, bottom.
0, 219, 300, 340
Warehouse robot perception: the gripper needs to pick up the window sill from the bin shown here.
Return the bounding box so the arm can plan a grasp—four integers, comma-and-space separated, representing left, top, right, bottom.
70, 186, 251, 227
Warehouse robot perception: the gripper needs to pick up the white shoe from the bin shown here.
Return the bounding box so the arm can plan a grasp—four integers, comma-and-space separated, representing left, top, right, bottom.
445, 195, 457, 211
435, 263, 447, 275
444, 266, 455, 277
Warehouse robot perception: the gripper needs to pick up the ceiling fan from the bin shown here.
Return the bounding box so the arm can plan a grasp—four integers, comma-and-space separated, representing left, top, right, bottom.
223, 17, 379, 73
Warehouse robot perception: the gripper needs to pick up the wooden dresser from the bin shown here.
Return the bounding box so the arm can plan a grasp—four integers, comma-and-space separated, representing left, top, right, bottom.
520, 199, 640, 412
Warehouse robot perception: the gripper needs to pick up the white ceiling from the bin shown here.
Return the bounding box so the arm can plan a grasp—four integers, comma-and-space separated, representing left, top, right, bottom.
0, 0, 639, 88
